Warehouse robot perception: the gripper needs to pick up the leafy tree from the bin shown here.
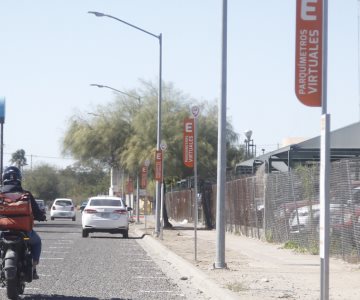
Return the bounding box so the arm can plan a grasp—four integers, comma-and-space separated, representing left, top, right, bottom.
10, 149, 27, 169
22, 164, 60, 202
22, 163, 109, 206
58, 163, 109, 202
61, 80, 243, 190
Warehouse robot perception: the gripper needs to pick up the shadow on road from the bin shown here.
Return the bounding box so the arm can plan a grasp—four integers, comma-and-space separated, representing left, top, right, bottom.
34, 223, 79, 228
90, 235, 146, 240
169, 226, 209, 231
22, 295, 129, 300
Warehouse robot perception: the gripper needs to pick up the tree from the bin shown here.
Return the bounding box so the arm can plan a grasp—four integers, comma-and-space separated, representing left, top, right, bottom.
61, 80, 243, 224
22, 164, 59, 201
22, 163, 109, 205
10, 149, 27, 169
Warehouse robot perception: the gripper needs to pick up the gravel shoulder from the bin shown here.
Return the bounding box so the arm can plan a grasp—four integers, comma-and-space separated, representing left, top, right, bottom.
133, 220, 360, 300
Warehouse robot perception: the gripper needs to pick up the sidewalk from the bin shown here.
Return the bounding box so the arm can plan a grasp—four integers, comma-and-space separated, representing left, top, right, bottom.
132, 217, 360, 300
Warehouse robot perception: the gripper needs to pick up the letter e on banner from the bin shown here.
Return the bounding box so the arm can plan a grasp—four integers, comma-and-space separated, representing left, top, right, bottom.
140, 165, 148, 188
295, 0, 322, 107
183, 118, 194, 168
155, 150, 162, 181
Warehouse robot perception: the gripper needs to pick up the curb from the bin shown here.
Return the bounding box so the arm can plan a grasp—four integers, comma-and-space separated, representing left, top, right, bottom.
134, 227, 240, 300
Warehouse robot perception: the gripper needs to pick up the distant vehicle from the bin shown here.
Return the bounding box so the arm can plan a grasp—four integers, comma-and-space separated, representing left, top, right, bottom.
79, 201, 88, 213
288, 203, 360, 235
35, 199, 46, 215
50, 198, 76, 221
81, 196, 131, 238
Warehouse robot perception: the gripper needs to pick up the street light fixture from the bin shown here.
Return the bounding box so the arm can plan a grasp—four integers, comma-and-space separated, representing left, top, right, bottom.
89, 83, 141, 216
90, 83, 141, 104
88, 11, 163, 236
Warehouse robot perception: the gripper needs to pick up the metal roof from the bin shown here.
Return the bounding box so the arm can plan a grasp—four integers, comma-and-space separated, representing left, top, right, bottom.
238, 121, 360, 173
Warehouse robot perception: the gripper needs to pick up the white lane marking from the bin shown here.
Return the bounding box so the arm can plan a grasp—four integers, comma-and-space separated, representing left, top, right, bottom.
41, 257, 64, 260
132, 259, 153, 262
48, 247, 71, 249
42, 251, 69, 254
140, 290, 182, 294
133, 276, 167, 279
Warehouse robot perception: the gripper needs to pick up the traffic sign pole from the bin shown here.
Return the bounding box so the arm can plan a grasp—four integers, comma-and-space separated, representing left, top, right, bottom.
192, 106, 200, 261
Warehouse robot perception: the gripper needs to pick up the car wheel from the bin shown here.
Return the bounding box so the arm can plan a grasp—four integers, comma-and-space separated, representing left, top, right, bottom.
123, 230, 129, 239
72, 217, 76, 221
51, 217, 54, 221
82, 229, 89, 238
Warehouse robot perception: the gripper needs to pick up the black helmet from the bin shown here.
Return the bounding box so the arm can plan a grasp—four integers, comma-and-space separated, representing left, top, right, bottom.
2, 166, 22, 185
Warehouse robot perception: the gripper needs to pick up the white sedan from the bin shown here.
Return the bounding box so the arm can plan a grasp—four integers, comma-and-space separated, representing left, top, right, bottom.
81, 196, 130, 238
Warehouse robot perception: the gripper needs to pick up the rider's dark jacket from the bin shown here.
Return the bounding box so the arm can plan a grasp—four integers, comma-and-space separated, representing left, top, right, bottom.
0, 184, 46, 222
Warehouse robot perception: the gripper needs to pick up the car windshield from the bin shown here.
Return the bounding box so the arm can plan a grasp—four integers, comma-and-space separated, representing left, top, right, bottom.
55, 200, 72, 206
89, 199, 123, 207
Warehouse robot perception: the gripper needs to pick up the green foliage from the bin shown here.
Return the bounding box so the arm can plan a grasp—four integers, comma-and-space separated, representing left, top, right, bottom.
23, 165, 59, 201
10, 149, 27, 169
61, 80, 243, 190
226, 281, 247, 292
265, 229, 274, 243
22, 163, 109, 205
282, 240, 318, 255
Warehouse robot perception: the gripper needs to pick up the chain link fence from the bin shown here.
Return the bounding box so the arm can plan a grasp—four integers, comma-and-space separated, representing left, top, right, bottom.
165, 158, 360, 263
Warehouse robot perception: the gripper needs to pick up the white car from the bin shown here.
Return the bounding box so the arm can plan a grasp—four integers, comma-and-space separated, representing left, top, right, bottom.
81, 196, 130, 238
50, 198, 76, 221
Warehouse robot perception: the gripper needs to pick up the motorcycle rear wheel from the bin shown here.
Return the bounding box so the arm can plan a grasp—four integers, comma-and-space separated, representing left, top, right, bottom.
6, 278, 19, 300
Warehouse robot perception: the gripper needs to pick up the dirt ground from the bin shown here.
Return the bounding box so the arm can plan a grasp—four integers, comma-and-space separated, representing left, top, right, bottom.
136, 220, 360, 300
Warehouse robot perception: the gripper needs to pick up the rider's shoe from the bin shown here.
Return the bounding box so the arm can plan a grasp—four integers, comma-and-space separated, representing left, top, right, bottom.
33, 269, 39, 280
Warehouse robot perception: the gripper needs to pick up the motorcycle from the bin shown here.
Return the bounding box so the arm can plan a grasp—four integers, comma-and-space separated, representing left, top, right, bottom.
0, 230, 33, 300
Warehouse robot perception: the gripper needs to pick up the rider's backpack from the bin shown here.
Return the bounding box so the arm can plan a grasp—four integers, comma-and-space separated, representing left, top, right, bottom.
0, 192, 33, 231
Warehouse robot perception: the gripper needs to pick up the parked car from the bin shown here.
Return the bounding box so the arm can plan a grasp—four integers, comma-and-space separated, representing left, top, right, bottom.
50, 198, 76, 221
276, 199, 319, 228
79, 201, 88, 213
35, 199, 46, 214
81, 196, 131, 238
288, 203, 360, 235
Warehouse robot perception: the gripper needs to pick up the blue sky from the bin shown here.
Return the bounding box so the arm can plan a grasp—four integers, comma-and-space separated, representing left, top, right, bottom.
0, 0, 359, 169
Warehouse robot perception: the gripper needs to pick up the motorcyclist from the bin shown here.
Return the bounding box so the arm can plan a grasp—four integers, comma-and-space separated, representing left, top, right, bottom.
0, 166, 46, 280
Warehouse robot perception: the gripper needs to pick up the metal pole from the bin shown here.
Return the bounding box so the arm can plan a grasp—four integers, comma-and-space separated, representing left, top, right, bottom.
194, 116, 198, 261
90, 84, 141, 104
88, 11, 162, 236
136, 174, 140, 223
109, 167, 114, 196
214, 0, 227, 269
358, 0, 360, 120
160, 181, 164, 240
155, 34, 163, 237
320, 1, 330, 299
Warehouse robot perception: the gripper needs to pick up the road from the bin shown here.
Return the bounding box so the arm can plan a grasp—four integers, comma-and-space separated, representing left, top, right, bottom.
0, 211, 202, 300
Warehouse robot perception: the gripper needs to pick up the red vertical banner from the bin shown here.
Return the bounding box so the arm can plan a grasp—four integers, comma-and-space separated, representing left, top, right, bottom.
140, 165, 148, 188
183, 118, 194, 168
295, 0, 323, 107
155, 150, 162, 181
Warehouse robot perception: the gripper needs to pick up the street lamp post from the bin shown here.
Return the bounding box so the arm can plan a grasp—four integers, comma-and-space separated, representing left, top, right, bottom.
90, 83, 141, 216
90, 84, 141, 104
89, 11, 163, 236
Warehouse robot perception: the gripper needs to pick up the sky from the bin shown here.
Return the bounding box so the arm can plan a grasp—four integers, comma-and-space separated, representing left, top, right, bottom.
0, 0, 359, 169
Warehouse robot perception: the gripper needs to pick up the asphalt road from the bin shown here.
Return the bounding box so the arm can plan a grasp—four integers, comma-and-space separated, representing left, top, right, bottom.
0, 211, 197, 300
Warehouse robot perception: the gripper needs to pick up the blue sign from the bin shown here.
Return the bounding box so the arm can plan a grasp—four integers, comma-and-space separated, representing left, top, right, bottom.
0, 98, 5, 123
